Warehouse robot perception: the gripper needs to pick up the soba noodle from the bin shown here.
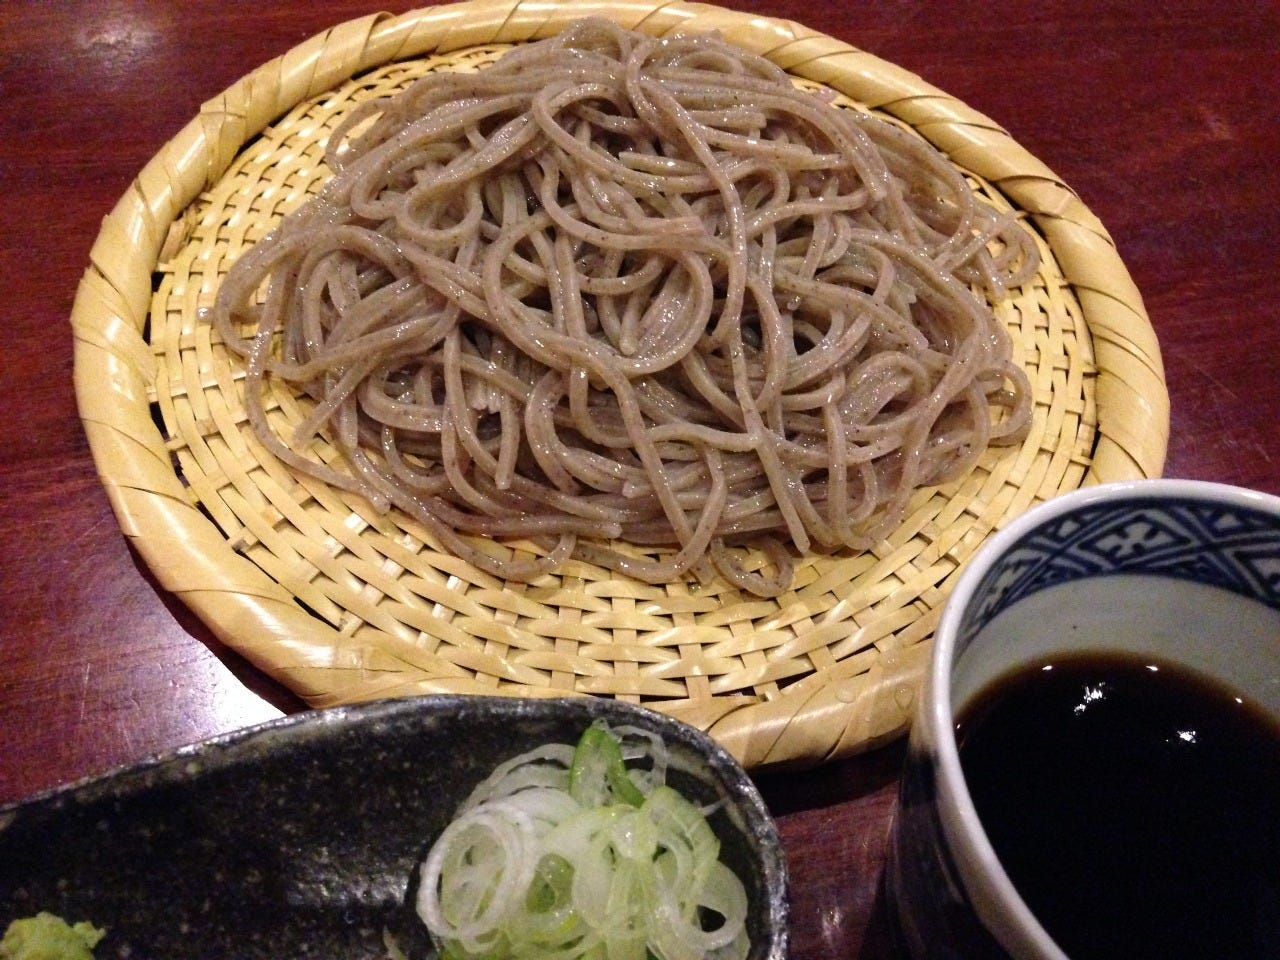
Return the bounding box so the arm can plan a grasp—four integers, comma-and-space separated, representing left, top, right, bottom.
213, 18, 1037, 598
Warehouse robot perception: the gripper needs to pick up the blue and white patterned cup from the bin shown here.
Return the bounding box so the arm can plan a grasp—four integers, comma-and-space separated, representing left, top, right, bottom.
886, 479, 1280, 959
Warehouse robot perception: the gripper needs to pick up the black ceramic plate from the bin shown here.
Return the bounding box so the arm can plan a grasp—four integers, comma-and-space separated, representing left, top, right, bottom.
0, 695, 787, 960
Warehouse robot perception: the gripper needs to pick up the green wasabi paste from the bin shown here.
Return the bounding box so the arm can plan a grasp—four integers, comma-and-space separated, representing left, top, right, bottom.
0, 913, 104, 960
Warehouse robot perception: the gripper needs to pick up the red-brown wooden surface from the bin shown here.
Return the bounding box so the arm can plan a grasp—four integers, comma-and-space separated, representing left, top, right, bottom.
2, 2, 1277, 956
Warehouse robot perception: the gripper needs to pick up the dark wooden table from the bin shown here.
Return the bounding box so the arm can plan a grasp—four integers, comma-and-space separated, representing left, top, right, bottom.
2, 1, 1277, 956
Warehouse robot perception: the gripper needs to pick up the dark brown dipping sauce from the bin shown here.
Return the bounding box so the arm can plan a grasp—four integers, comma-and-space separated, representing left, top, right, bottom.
956, 651, 1280, 960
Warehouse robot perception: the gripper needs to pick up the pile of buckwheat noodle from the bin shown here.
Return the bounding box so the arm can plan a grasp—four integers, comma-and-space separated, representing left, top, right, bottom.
213, 18, 1038, 598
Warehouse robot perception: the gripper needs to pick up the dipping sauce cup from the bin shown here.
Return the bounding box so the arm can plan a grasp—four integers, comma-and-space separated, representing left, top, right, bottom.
887, 479, 1280, 960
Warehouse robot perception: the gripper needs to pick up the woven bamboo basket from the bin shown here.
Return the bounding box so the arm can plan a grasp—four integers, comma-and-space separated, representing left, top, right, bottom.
71, 0, 1168, 768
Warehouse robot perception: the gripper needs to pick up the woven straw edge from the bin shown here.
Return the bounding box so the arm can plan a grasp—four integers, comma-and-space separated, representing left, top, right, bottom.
71, 0, 1168, 768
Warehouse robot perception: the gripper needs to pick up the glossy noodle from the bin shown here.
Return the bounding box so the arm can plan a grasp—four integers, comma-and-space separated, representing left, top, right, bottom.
213, 18, 1037, 598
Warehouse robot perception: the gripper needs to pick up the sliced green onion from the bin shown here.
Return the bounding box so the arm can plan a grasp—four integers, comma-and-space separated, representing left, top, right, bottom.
417, 721, 751, 960
570, 723, 646, 808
